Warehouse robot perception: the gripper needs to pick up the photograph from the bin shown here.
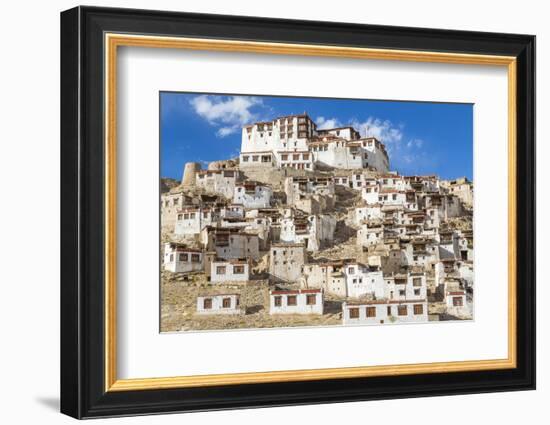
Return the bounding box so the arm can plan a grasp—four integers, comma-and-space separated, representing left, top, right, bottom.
160, 93, 474, 332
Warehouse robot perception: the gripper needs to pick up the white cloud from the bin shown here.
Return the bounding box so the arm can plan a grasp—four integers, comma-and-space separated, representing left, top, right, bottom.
315, 116, 342, 130
344, 117, 431, 174
216, 126, 239, 137
407, 138, 424, 149
317, 115, 411, 158
350, 117, 403, 147
189, 95, 263, 138
401, 154, 416, 164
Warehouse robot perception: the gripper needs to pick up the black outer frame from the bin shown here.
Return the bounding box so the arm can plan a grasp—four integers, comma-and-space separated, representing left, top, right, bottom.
60, 6, 536, 419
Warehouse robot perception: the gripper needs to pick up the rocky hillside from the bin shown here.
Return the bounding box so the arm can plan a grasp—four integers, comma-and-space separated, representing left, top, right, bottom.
160, 177, 180, 194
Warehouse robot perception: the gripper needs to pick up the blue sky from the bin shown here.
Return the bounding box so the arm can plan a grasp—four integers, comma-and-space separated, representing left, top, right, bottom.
161, 92, 473, 181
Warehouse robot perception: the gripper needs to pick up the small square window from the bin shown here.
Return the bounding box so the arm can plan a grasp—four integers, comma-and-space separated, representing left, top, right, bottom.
306, 294, 316, 305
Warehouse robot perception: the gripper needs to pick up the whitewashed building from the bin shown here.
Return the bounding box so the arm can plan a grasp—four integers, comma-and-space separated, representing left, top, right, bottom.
174, 206, 220, 236
377, 189, 407, 206
442, 177, 473, 207
344, 263, 385, 299
445, 290, 468, 315
220, 204, 245, 219
378, 174, 408, 191
202, 228, 261, 260
308, 138, 365, 169
317, 126, 360, 141
195, 169, 241, 199
210, 258, 250, 283
269, 243, 307, 283
357, 224, 385, 247
284, 176, 335, 204
355, 205, 383, 225
280, 212, 336, 251
239, 114, 315, 168
333, 175, 351, 187
269, 289, 323, 315
350, 173, 377, 190
163, 243, 203, 273
161, 192, 190, 229
360, 185, 380, 204
284, 176, 336, 214
300, 261, 348, 297
219, 216, 271, 250
239, 150, 276, 168
238, 113, 389, 172
342, 299, 428, 325
438, 230, 459, 259
402, 238, 439, 269
405, 175, 440, 193
384, 271, 427, 301
276, 150, 314, 170
308, 136, 389, 172
301, 260, 385, 299
196, 294, 242, 315
233, 182, 272, 209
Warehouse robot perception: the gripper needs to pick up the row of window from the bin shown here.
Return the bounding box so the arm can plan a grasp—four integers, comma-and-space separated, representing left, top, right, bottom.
163, 198, 181, 207
170, 253, 201, 263
178, 212, 198, 220
215, 265, 245, 275
348, 303, 424, 318
390, 288, 422, 297
380, 194, 401, 201
350, 278, 377, 284
241, 154, 273, 163
280, 153, 309, 161
202, 297, 238, 309
311, 145, 329, 152
257, 123, 273, 131
273, 294, 317, 307
281, 163, 310, 169
272, 260, 296, 266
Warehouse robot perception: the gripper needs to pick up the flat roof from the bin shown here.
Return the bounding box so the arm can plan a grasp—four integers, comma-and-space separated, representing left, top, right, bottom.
270, 289, 322, 295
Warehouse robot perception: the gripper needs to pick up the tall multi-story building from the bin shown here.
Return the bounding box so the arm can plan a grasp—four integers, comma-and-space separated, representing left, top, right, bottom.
238, 113, 389, 172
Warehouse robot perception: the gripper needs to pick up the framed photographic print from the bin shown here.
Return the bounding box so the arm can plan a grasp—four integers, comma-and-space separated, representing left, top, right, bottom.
60, 6, 536, 419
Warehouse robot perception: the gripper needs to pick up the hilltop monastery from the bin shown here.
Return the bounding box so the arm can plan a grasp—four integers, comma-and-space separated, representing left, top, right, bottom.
161, 112, 474, 330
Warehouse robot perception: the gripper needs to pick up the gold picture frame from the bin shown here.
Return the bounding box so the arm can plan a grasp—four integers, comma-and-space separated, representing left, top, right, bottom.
104, 33, 517, 392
